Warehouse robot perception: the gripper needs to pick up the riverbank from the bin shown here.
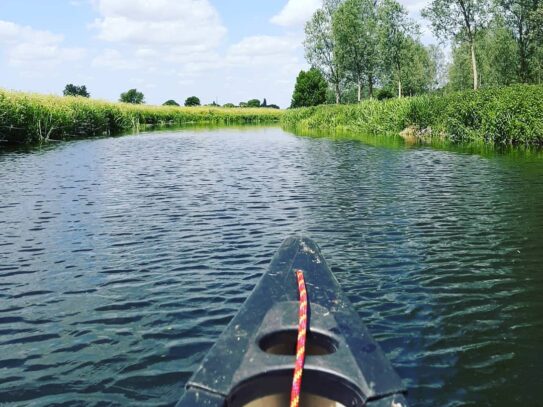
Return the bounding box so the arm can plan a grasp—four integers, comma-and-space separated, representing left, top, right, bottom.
0, 89, 283, 146
281, 84, 543, 146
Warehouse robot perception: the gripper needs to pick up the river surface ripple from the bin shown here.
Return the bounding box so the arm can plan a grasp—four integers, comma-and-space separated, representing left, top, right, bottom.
0, 127, 542, 406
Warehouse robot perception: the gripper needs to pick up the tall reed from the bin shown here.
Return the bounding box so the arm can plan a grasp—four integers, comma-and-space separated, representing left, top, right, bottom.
0, 89, 283, 145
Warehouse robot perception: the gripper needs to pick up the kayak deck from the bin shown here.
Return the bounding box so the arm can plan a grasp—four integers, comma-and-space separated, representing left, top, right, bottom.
176, 236, 407, 407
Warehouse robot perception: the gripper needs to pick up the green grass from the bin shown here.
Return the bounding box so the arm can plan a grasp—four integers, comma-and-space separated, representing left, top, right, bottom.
0, 89, 284, 146
281, 84, 543, 146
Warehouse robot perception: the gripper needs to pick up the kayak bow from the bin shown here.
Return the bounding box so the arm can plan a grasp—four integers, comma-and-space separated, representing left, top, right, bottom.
176, 236, 407, 407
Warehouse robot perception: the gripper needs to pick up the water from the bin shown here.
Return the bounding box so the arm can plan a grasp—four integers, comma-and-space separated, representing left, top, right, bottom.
1, 127, 542, 406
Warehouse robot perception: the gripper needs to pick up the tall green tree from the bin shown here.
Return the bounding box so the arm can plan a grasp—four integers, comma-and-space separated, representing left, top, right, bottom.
497, 0, 541, 82
378, 0, 418, 98
290, 68, 328, 108
63, 84, 90, 98
401, 40, 438, 95
448, 21, 520, 89
422, 0, 490, 90
304, 0, 344, 104
531, 5, 543, 82
120, 89, 144, 104
333, 0, 379, 101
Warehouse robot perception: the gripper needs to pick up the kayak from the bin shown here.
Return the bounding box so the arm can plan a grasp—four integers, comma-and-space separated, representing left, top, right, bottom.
176, 236, 408, 407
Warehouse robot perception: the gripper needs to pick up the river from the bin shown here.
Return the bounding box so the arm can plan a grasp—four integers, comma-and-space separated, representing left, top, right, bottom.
0, 126, 542, 406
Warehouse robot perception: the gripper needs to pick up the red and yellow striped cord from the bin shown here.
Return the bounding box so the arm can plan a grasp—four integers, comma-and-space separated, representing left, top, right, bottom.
290, 269, 308, 407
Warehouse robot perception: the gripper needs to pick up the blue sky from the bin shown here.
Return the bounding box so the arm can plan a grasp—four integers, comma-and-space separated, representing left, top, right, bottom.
0, 0, 434, 108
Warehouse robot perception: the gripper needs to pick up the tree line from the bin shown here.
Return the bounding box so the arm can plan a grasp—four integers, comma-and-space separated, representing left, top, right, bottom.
63, 84, 279, 108
291, 0, 543, 107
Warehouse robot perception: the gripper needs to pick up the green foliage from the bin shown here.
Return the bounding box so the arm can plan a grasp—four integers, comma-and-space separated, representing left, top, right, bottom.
63, 84, 90, 98
247, 99, 261, 108
399, 40, 437, 95
163, 99, 180, 106
333, 0, 378, 100
0, 89, 283, 146
184, 96, 201, 107
305, 4, 343, 103
120, 89, 145, 104
282, 84, 543, 145
223, 103, 236, 108
378, 0, 419, 97
291, 68, 328, 108
376, 88, 395, 100
448, 21, 521, 90
422, 0, 490, 89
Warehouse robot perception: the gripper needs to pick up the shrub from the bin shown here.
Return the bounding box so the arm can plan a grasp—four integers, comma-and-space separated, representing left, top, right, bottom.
185, 96, 200, 107
120, 89, 145, 104
281, 84, 543, 145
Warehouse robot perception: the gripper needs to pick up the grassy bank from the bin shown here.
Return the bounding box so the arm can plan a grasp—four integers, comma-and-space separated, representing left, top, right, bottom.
0, 89, 283, 146
281, 85, 543, 146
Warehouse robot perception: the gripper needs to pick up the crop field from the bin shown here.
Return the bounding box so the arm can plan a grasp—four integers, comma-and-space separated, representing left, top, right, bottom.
0, 89, 284, 145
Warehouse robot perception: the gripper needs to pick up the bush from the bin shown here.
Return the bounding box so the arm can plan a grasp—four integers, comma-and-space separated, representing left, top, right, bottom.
120, 89, 144, 104
376, 88, 394, 100
185, 96, 200, 107
63, 84, 90, 98
290, 68, 327, 108
281, 84, 543, 145
163, 99, 180, 106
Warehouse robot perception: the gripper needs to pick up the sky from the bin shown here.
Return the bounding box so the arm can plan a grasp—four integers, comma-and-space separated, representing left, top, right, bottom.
0, 0, 436, 108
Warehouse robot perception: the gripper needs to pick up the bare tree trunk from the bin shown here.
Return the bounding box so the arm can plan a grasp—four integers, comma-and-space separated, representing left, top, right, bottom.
368, 73, 374, 98
470, 41, 478, 90
357, 79, 362, 102
335, 82, 341, 104
398, 80, 402, 98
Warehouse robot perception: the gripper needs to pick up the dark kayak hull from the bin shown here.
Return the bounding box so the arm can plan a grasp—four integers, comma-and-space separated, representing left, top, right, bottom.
176, 236, 407, 407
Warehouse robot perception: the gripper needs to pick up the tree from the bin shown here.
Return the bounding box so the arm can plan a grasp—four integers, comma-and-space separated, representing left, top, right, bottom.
304, 0, 344, 104
120, 89, 145, 104
531, 5, 543, 82
163, 99, 179, 106
427, 44, 448, 89
63, 84, 90, 98
497, 0, 541, 82
400, 40, 437, 95
223, 103, 236, 108
247, 99, 261, 107
290, 68, 328, 108
422, 0, 490, 90
378, 0, 419, 97
184, 96, 201, 106
262, 98, 268, 107
333, 0, 379, 101
448, 21, 520, 89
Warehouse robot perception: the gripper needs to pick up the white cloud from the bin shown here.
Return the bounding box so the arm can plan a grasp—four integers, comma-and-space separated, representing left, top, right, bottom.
93, 0, 226, 52
0, 20, 85, 68
271, 0, 321, 27
92, 49, 137, 70
226, 35, 301, 66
